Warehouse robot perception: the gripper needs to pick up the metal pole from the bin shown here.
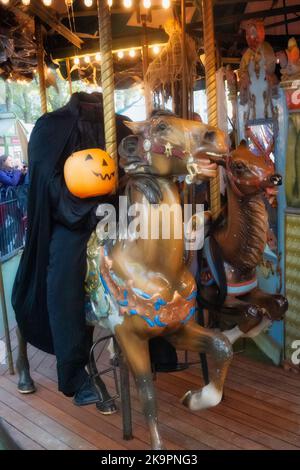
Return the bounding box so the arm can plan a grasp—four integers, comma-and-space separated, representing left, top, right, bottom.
66, 58, 73, 96
142, 20, 151, 118
201, 0, 220, 220
35, 17, 47, 115
0, 263, 14, 375
97, 0, 118, 190
181, 0, 188, 119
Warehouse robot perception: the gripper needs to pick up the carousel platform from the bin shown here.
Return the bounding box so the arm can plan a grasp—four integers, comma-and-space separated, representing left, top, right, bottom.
0, 325, 300, 451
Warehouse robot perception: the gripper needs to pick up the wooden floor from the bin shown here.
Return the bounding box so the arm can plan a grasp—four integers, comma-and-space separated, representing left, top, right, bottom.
1, 325, 300, 450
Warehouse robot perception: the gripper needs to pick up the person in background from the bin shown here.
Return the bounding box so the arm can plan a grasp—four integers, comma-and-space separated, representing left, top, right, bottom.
0, 154, 27, 187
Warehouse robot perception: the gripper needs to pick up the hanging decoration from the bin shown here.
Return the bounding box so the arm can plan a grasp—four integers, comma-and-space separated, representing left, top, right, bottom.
144, 18, 198, 113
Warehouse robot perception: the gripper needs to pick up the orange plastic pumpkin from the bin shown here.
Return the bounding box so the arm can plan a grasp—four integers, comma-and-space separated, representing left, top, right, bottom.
64, 148, 116, 198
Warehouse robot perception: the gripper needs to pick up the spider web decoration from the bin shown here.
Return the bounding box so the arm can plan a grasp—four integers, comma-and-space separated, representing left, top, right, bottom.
145, 18, 198, 110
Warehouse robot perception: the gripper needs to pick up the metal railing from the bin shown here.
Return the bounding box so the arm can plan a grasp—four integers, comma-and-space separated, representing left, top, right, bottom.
0, 186, 27, 262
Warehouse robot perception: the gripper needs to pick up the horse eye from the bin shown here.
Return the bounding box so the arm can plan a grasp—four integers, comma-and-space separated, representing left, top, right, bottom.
234, 161, 245, 170
85, 154, 93, 161
157, 122, 167, 132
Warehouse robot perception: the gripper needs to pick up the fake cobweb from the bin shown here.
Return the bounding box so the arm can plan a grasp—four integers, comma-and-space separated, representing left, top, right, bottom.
145, 18, 198, 99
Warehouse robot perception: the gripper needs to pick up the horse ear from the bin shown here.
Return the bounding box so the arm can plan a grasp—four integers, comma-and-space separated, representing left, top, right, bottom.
124, 121, 147, 134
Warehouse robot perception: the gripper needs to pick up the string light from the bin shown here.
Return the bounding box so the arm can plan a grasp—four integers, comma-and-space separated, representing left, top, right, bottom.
143, 0, 151, 8
74, 57, 80, 65
117, 50, 124, 59
162, 0, 170, 9
43, 0, 52, 6
95, 52, 101, 61
153, 45, 160, 55
84, 55, 90, 63
123, 0, 132, 8
84, 0, 93, 6
21, 0, 31, 5
129, 49, 136, 58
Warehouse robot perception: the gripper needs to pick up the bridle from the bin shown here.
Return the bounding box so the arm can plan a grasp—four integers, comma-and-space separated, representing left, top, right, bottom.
245, 127, 274, 166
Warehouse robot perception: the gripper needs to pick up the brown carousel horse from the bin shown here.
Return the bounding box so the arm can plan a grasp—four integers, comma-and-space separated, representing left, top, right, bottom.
201, 142, 288, 343
16, 113, 232, 450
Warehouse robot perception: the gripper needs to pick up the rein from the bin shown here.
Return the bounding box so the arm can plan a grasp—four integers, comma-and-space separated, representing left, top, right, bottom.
245, 127, 274, 166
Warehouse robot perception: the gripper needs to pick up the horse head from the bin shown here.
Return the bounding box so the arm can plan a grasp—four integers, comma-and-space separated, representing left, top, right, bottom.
212, 141, 282, 199
119, 112, 228, 181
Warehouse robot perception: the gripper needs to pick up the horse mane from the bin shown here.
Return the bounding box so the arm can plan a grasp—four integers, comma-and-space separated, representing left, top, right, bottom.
150, 109, 177, 118
124, 174, 163, 206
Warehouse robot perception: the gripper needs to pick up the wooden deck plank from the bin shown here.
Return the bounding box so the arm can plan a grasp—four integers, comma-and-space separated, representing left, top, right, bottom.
0, 400, 71, 450
34, 362, 240, 450
152, 373, 300, 450
28, 369, 208, 450
186, 362, 300, 415
1, 419, 45, 450
1, 324, 300, 451
233, 356, 300, 390
170, 367, 300, 434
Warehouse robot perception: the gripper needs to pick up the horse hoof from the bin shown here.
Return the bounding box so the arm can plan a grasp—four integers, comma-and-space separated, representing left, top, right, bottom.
181, 384, 222, 411
17, 380, 36, 394
153, 443, 166, 450
96, 400, 118, 415
181, 390, 193, 408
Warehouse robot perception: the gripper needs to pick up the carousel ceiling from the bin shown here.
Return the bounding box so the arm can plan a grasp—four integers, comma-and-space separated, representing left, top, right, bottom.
0, 0, 299, 84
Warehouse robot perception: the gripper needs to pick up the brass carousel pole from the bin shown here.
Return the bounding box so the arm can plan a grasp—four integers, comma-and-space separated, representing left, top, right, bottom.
181, 0, 188, 119
201, 0, 220, 220
96, 0, 132, 440
66, 58, 73, 96
35, 17, 47, 115
142, 20, 152, 118
97, 0, 118, 190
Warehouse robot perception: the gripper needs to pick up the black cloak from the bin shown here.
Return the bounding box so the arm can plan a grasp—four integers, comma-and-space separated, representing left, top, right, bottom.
12, 92, 129, 355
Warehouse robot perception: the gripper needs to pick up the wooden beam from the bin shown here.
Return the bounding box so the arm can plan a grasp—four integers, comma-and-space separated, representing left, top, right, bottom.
50, 30, 168, 60
265, 15, 300, 30
214, 0, 267, 4
215, 4, 300, 27
58, 3, 194, 19
189, 5, 300, 29
28, 0, 83, 49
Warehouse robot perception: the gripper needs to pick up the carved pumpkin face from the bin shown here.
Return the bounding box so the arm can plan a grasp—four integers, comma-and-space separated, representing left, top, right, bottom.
64, 148, 116, 198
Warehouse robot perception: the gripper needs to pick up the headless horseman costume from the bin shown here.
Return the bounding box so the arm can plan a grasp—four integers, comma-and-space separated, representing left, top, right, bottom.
12, 93, 128, 397
12, 92, 179, 400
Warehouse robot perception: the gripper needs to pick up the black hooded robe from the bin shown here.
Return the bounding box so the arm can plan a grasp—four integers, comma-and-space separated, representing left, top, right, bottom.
12, 93, 129, 396
12, 93, 179, 395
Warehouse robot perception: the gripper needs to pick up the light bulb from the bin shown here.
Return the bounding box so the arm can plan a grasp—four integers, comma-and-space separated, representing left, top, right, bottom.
143, 0, 151, 8
153, 45, 160, 55
95, 52, 101, 61
43, 0, 52, 6
129, 49, 136, 58
1, 0, 10, 4
123, 0, 132, 8
162, 0, 170, 9
74, 57, 80, 65
22, 0, 31, 5
84, 55, 90, 63
84, 0, 93, 6
107, 0, 113, 6
117, 50, 124, 59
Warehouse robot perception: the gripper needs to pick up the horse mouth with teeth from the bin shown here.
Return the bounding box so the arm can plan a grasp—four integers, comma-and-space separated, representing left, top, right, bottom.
119, 112, 228, 180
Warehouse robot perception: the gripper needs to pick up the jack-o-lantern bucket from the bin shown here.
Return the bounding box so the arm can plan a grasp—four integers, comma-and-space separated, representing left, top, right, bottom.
64, 148, 116, 198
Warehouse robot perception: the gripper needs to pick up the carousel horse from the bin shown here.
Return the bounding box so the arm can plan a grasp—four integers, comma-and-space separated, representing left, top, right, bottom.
16, 112, 232, 450
200, 142, 288, 344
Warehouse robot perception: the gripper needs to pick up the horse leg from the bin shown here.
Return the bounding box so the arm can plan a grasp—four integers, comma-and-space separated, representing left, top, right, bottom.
115, 321, 163, 450
217, 296, 265, 344
167, 322, 233, 411
242, 287, 288, 321
16, 327, 35, 394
